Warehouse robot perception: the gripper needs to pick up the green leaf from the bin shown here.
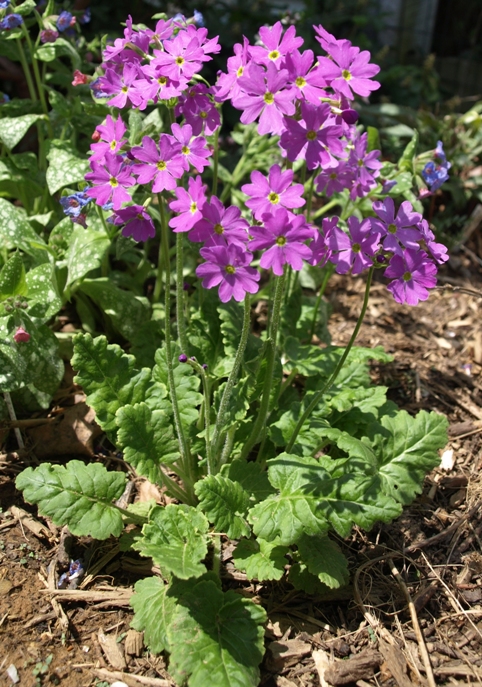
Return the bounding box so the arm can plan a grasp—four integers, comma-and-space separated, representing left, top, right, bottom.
14, 0, 36, 15
0, 315, 28, 391
72, 333, 152, 434
130, 577, 176, 654
116, 402, 179, 482
249, 453, 401, 545
233, 538, 287, 581
15, 461, 126, 539
24, 321, 64, 395
153, 343, 203, 431
133, 505, 209, 579
288, 561, 330, 595
296, 535, 349, 589
46, 140, 89, 195
222, 459, 274, 503
195, 475, 251, 539
66, 227, 110, 286
0, 114, 44, 150
26, 263, 62, 324
367, 126, 381, 153
0, 199, 47, 261
168, 580, 266, 687
79, 278, 151, 341
398, 130, 419, 172
34, 38, 81, 70
371, 410, 448, 505
0, 252, 27, 299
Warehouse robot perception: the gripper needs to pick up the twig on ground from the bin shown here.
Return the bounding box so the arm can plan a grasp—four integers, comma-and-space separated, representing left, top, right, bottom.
388, 557, 436, 687
406, 504, 480, 553
3, 391, 24, 450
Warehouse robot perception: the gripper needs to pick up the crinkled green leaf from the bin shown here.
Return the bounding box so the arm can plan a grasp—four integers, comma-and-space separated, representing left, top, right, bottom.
72, 333, 152, 434
153, 343, 203, 431
15, 461, 126, 539
168, 580, 266, 687
195, 474, 251, 539
296, 535, 349, 589
130, 577, 176, 654
233, 538, 287, 581
133, 505, 209, 579
66, 227, 110, 286
46, 140, 89, 194
288, 561, 330, 595
0, 114, 45, 150
79, 278, 150, 341
0, 199, 47, 261
370, 410, 448, 505
0, 252, 27, 299
222, 459, 274, 503
116, 402, 179, 482
249, 453, 401, 545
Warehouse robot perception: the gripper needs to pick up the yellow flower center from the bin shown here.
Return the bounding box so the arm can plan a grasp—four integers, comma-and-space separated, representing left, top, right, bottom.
225, 264, 236, 274
157, 161, 167, 171
200, 111, 207, 119
329, 173, 337, 179
236, 66, 244, 77
295, 76, 306, 88
342, 69, 352, 81
175, 56, 185, 66
158, 76, 167, 86
403, 271, 412, 282
276, 236, 287, 246
214, 223, 224, 235
352, 243, 361, 253
109, 177, 118, 187
268, 49, 280, 61
190, 202, 197, 213
268, 192, 280, 204
388, 223, 397, 234
121, 86, 128, 93
306, 130, 317, 141
182, 145, 190, 155
264, 92, 274, 105
110, 140, 117, 150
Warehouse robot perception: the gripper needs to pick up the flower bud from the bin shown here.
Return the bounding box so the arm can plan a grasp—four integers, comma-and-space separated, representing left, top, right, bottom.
14, 327, 30, 343
178, 354, 188, 363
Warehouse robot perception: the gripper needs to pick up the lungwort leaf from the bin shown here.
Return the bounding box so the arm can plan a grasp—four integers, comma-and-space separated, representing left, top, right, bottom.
296, 534, 349, 589
72, 333, 151, 434
168, 580, 267, 687
195, 474, 251, 539
133, 505, 210, 579
16, 461, 126, 539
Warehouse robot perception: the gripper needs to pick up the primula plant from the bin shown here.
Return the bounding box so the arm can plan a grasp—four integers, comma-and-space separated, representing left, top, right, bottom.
16, 12, 450, 687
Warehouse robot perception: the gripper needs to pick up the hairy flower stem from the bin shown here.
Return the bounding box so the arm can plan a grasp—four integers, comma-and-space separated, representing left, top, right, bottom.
175, 232, 188, 353
308, 263, 334, 342
312, 198, 341, 221
21, 24, 50, 125
159, 195, 195, 502
240, 271, 286, 461
306, 172, 315, 222
211, 126, 220, 197
210, 295, 251, 469
286, 266, 374, 452
4, 392, 24, 450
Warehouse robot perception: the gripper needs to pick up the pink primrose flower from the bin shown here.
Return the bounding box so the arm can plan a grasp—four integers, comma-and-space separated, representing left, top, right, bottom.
196, 244, 260, 302
189, 196, 249, 247
347, 132, 382, 199
85, 152, 135, 210
282, 49, 328, 105
384, 249, 437, 306
328, 216, 380, 275
111, 205, 156, 242
315, 160, 354, 197
308, 217, 338, 267
214, 38, 251, 102
90, 115, 128, 163
371, 197, 423, 254
417, 219, 449, 264
152, 32, 206, 82
249, 208, 313, 275
249, 21, 304, 66
169, 176, 208, 232
99, 63, 149, 110
316, 43, 380, 100
130, 134, 184, 192
241, 163, 305, 221
171, 123, 212, 173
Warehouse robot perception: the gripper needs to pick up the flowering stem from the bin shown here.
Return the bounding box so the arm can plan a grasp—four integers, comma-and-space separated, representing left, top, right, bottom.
211, 126, 220, 197
312, 198, 341, 220
306, 173, 315, 222
4, 392, 24, 451
210, 294, 251, 469
308, 263, 334, 342
15, 38, 38, 104
175, 232, 188, 353
21, 24, 50, 122
159, 194, 194, 500
286, 266, 374, 452
240, 270, 286, 461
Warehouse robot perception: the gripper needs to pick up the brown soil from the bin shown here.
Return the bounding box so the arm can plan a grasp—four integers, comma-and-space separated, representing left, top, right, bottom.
2, 248, 482, 687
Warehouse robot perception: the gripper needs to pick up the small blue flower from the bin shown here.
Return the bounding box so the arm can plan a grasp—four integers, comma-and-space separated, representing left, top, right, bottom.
56, 10, 73, 32
90, 78, 109, 99
422, 141, 451, 192
193, 9, 204, 27
0, 13, 23, 30
79, 7, 91, 24
0, 0, 12, 9
60, 191, 91, 217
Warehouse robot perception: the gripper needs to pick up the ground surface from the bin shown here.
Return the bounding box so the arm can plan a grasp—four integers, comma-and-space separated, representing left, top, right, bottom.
1, 243, 482, 687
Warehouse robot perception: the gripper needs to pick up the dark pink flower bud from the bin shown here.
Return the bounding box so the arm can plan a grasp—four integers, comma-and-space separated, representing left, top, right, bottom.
14, 327, 30, 343
72, 70, 89, 86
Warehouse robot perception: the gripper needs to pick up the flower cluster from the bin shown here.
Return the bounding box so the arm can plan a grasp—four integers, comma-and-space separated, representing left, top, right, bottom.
0, 13, 23, 30
60, 190, 92, 227
77, 15, 449, 306
422, 140, 451, 192
311, 197, 448, 305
